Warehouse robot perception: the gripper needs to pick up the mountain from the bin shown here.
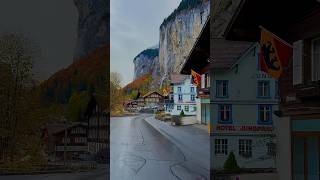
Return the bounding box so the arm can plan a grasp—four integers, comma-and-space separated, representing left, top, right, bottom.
159, 0, 210, 85
73, 0, 108, 60
133, 46, 160, 90
41, 46, 108, 104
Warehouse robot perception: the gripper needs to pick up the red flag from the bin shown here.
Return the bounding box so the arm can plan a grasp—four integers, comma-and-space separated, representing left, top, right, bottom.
191, 69, 201, 87
260, 27, 293, 78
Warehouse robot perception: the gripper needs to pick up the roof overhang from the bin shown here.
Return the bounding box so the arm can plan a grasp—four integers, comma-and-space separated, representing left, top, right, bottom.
180, 16, 210, 75
224, 0, 320, 42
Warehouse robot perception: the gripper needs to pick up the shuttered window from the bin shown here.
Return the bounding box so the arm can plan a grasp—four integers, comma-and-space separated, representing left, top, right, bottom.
312, 38, 320, 81
293, 40, 303, 85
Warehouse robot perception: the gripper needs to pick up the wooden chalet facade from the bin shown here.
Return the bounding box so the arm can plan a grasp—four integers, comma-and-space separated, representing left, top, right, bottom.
85, 96, 108, 161
50, 122, 88, 161
223, 0, 320, 179
43, 95, 109, 162
142, 91, 164, 107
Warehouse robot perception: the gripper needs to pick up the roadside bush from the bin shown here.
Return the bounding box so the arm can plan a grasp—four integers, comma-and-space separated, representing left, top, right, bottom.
155, 111, 165, 120
223, 152, 240, 173
179, 110, 185, 117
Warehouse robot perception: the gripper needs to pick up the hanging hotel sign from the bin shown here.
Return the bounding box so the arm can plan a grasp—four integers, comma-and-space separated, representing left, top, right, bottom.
216, 125, 274, 132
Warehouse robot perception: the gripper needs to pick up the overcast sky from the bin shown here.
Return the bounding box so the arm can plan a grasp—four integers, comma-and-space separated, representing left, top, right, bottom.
110, 0, 181, 86
0, 0, 78, 81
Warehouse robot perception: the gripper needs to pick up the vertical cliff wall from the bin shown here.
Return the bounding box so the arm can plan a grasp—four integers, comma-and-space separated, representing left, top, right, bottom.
133, 46, 160, 89
73, 0, 108, 60
159, 0, 210, 85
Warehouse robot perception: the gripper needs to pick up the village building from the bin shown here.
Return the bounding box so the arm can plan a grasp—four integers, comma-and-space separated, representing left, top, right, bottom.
180, 16, 210, 125
0, 136, 9, 163
223, 0, 320, 179
45, 122, 88, 162
210, 40, 278, 170
142, 91, 164, 108
85, 96, 108, 162
165, 74, 197, 116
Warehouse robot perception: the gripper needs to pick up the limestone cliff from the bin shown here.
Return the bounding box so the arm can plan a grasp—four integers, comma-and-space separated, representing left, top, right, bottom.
73, 0, 108, 60
133, 46, 160, 89
159, 0, 210, 85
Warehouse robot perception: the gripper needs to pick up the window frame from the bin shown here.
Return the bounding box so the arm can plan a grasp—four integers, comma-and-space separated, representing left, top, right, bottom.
239, 139, 253, 158
257, 80, 270, 99
257, 104, 273, 125
177, 105, 181, 111
215, 139, 228, 155
218, 104, 232, 124
184, 105, 189, 112
191, 94, 195, 101
190, 87, 195, 93
311, 37, 320, 81
178, 86, 182, 93
216, 80, 229, 98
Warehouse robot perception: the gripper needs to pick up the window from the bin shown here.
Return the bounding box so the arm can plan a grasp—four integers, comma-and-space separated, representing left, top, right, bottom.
62, 138, 70, 144
170, 86, 174, 93
205, 73, 210, 88
178, 87, 182, 93
267, 142, 276, 157
216, 80, 228, 98
215, 139, 228, 155
177, 105, 181, 110
193, 106, 197, 112
178, 94, 183, 101
184, 106, 189, 112
258, 105, 272, 124
257, 81, 270, 98
218, 105, 232, 123
190, 87, 195, 93
191, 95, 195, 101
312, 37, 320, 81
239, 139, 252, 158
200, 11, 204, 24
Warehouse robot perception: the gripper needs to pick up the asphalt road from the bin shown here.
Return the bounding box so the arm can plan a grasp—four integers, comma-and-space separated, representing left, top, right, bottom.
110, 115, 208, 180
0, 165, 109, 180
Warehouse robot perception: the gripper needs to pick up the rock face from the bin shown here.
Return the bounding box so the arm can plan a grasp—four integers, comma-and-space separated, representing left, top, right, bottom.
133, 46, 160, 89
73, 0, 108, 60
211, 0, 241, 38
159, 0, 210, 85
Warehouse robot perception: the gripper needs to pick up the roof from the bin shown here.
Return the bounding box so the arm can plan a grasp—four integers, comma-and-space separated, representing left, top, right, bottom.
170, 74, 189, 84
180, 16, 210, 75
45, 122, 88, 135
142, 91, 164, 98
43, 124, 68, 135
210, 39, 253, 70
224, 0, 320, 42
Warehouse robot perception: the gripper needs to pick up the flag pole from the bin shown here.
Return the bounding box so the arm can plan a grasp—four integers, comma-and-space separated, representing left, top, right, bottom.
259, 25, 293, 48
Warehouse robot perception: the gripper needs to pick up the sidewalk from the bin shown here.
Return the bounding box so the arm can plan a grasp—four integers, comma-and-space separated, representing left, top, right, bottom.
144, 115, 210, 172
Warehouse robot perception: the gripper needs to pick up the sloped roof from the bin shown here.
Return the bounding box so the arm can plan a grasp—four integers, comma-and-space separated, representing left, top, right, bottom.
142, 91, 164, 98
210, 39, 253, 70
170, 74, 189, 84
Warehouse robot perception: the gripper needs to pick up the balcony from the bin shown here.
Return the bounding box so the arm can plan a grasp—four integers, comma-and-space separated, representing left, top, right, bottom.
164, 99, 174, 104
295, 81, 320, 98
198, 88, 210, 98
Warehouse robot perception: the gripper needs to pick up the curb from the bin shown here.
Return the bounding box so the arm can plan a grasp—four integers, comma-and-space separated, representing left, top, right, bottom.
0, 168, 94, 176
